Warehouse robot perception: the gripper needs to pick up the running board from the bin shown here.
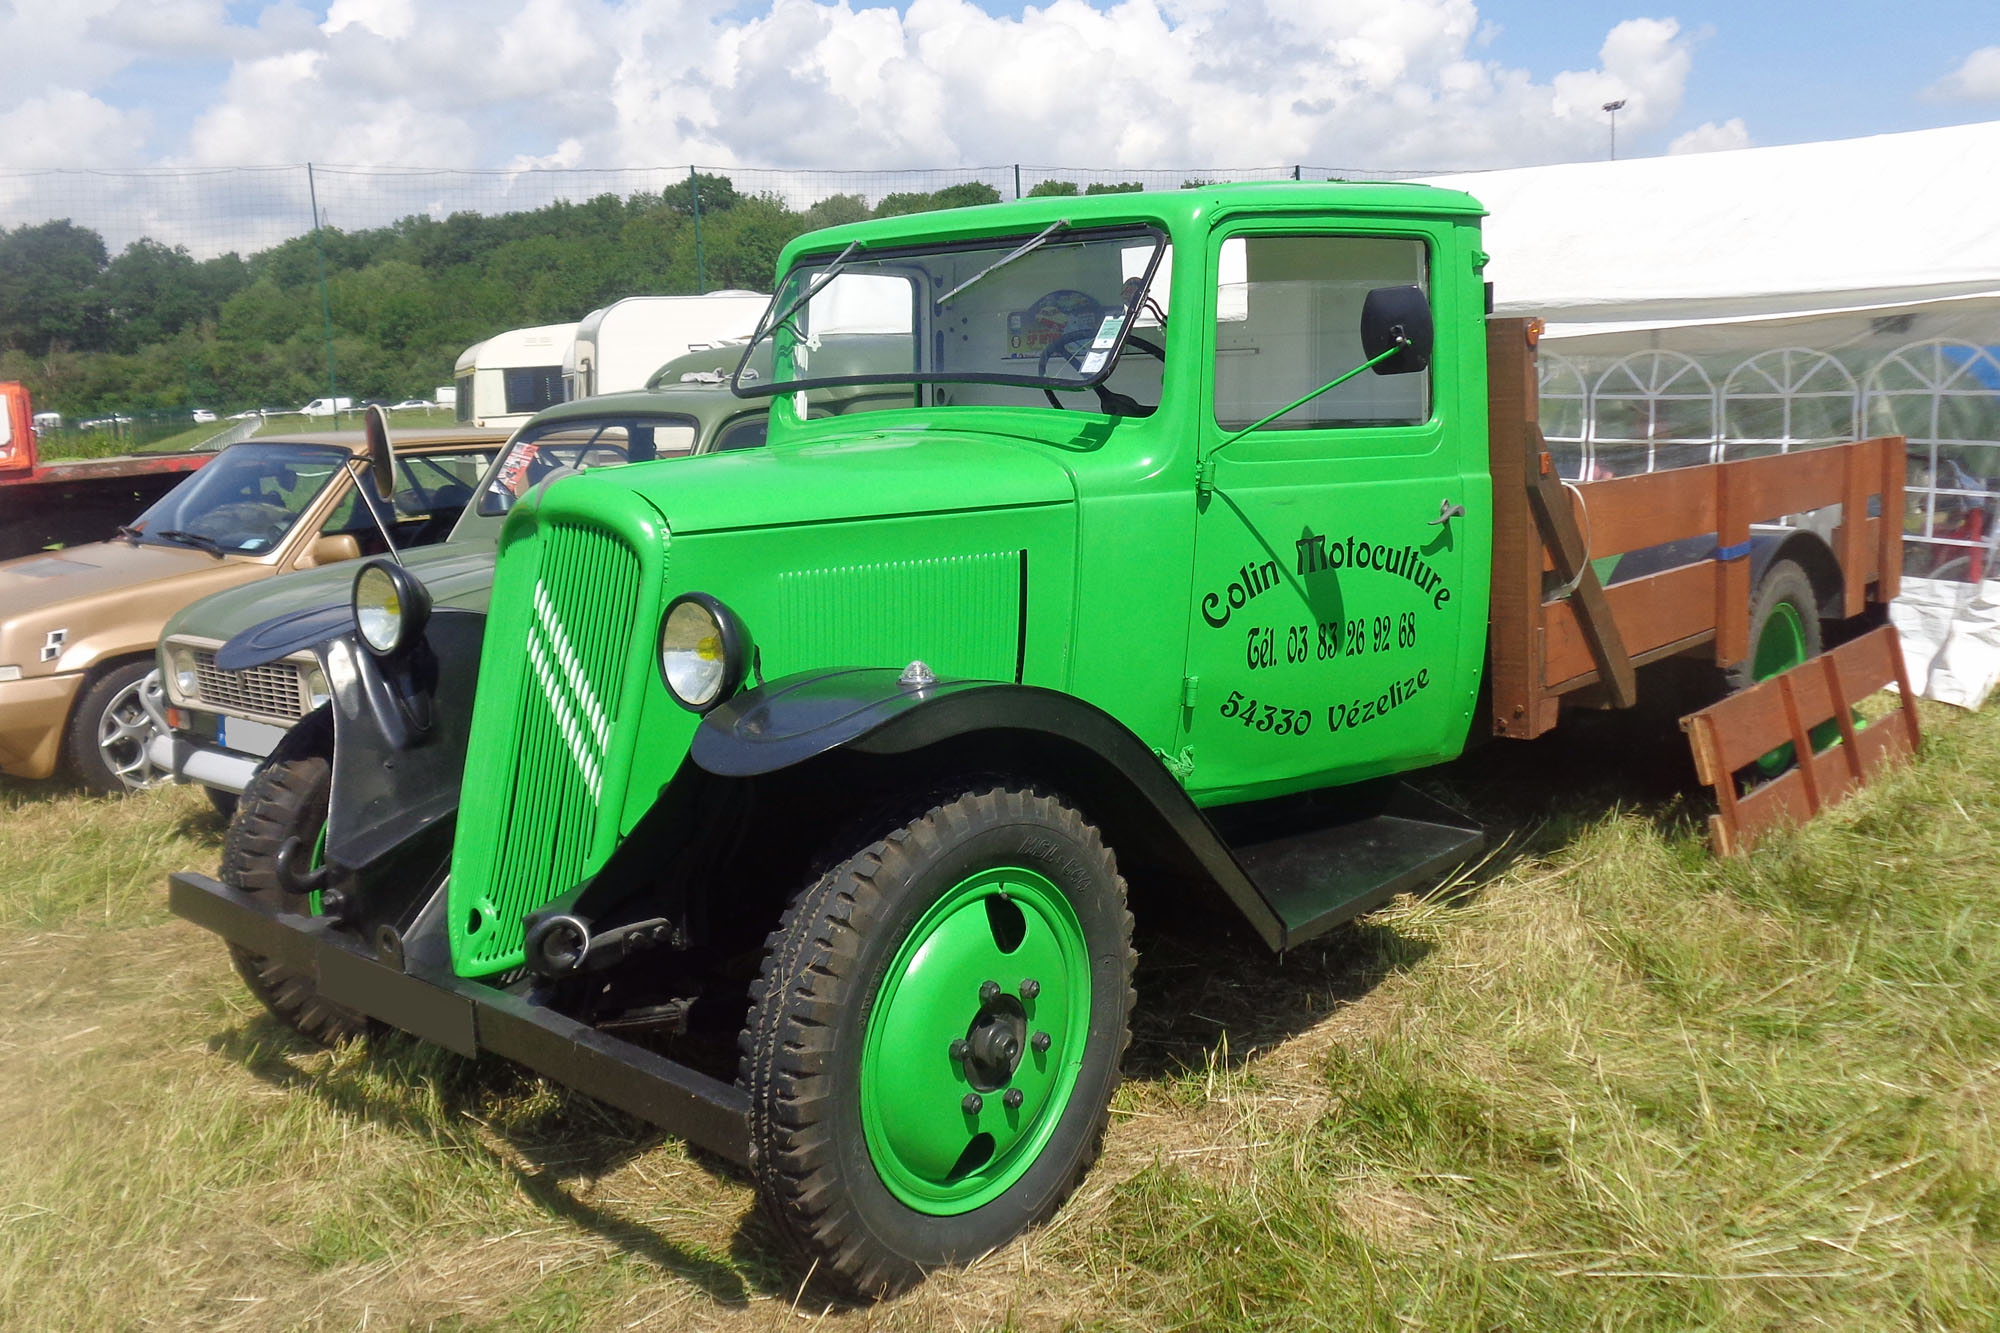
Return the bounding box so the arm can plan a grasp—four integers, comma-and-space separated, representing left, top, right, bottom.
1213, 781, 1484, 950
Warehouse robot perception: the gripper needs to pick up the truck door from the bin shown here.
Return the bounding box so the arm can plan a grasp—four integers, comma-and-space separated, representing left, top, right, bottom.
1181, 224, 1487, 801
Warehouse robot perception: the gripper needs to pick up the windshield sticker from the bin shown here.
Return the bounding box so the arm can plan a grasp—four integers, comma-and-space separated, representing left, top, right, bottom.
1090, 312, 1125, 351
1078, 350, 1109, 376
496, 441, 541, 496
1004, 289, 1105, 361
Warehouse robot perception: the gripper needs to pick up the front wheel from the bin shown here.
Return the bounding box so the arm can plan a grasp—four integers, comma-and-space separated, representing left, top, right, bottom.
220, 713, 368, 1045
65, 661, 169, 794
741, 788, 1134, 1299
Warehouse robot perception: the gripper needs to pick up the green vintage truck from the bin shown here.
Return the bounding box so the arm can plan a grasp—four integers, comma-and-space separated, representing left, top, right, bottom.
169, 183, 1902, 1296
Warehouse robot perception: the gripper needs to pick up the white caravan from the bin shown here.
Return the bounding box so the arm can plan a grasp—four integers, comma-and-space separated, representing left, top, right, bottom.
563, 293, 769, 400
453, 322, 578, 429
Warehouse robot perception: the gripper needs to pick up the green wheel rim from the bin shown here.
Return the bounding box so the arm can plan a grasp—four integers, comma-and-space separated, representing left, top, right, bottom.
305, 823, 327, 916
1752, 601, 1808, 681
859, 865, 1092, 1214
1750, 601, 1816, 775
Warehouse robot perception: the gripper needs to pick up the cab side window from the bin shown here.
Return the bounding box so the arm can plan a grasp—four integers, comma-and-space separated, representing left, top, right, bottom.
1213, 235, 1430, 430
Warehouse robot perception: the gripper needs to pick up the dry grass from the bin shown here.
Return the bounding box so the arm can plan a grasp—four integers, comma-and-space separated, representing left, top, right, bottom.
3, 696, 1998, 1329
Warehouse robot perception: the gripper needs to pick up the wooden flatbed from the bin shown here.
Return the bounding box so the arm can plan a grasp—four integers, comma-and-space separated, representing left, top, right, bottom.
1482, 317, 1905, 741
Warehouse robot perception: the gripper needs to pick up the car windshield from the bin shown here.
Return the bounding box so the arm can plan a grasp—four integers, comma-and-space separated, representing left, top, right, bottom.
127, 442, 350, 554
473, 413, 701, 517
740, 225, 1168, 409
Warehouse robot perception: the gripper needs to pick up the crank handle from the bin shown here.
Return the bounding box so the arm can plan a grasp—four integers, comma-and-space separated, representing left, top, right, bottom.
1428, 498, 1467, 526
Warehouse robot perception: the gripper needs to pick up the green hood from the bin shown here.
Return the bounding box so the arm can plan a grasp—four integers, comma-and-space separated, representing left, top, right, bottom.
558, 426, 1078, 537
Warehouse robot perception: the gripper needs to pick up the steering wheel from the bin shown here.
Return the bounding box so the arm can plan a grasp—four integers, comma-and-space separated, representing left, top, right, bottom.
201, 501, 291, 547
1038, 327, 1167, 416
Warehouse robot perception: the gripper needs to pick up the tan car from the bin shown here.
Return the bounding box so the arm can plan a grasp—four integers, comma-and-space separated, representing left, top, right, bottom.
0, 427, 504, 794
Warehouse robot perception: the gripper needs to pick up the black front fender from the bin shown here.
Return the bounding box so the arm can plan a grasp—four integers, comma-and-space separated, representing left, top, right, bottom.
686, 668, 1288, 948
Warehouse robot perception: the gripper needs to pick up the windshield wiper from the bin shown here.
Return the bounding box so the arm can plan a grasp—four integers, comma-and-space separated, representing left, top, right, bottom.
934, 219, 1070, 310
743, 241, 863, 359
155, 528, 226, 558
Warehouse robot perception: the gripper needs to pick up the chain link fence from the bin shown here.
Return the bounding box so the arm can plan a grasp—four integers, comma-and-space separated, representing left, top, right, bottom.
0, 161, 1438, 260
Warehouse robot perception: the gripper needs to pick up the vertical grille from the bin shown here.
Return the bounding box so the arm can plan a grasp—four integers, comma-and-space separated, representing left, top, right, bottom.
470, 520, 643, 970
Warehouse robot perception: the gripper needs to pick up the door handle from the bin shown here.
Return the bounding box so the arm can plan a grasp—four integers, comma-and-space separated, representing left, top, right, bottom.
1428, 498, 1467, 526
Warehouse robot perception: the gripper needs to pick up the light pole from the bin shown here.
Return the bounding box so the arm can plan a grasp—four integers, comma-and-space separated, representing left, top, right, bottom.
1602, 99, 1626, 160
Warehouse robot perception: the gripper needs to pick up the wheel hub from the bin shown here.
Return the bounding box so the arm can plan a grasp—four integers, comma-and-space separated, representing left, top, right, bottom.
962, 996, 1027, 1091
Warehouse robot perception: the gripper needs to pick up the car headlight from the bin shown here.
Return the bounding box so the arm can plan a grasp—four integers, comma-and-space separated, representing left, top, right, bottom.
353, 559, 432, 658
166, 643, 199, 702
659, 592, 748, 712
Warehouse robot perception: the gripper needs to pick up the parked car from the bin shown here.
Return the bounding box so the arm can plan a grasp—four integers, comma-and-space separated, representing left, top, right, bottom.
191, 409, 218, 424
299, 397, 354, 418
149, 380, 769, 806
0, 426, 505, 795
388, 399, 431, 411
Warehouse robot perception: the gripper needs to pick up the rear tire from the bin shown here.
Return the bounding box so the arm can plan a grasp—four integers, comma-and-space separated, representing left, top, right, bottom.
1728, 559, 1822, 693
219, 713, 367, 1045
741, 788, 1134, 1299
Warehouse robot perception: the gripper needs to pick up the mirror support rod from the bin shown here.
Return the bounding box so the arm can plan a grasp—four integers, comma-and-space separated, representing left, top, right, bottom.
1197, 340, 1405, 495
344, 458, 405, 565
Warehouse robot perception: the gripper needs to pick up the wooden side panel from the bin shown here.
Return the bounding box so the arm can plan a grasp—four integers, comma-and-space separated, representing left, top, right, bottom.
1681, 625, 1920, 855
1543, 562, 1715, 686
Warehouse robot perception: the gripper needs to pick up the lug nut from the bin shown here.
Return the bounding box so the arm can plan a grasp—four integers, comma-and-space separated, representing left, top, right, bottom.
962, 1093, 983, 1114
1020, 977, 1041, 1000
949, 1039, 970, 1062
1003, 1088, 1024, 1110
1031, 1031, 1051, 1054
979, 979, 1002, 1005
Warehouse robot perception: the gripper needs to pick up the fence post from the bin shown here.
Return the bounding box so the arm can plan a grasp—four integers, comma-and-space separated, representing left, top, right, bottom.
1292, 165, 1301, 181
305, 162, 340, 424
689, 166, 706, 295
1014, 164, 1022, 199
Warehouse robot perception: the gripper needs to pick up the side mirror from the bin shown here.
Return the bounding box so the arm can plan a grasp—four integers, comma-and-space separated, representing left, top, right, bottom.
364, 403, 397, 502
306, 533, 362, 568
1360, 286, 1434, 376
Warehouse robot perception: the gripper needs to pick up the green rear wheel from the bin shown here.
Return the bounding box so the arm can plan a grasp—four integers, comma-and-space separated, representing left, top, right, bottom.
1729, 559, 1824, 775
742, 788, 1134, 1299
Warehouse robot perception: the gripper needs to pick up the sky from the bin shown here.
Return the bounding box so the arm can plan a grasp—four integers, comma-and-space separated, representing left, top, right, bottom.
1, 0, 1994, 175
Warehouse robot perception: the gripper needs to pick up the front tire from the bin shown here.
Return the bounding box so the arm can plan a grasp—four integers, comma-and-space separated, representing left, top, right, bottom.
65, 661, 168, 794
219, 713, 368, 1045
741, 788, 1134, 1299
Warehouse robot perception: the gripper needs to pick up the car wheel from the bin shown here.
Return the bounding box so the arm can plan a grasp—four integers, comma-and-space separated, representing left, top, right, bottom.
1727, 559, 1827, 775
740, 787, 1134, 1299
66, 661, 169, 795
220, 713, 369, 1045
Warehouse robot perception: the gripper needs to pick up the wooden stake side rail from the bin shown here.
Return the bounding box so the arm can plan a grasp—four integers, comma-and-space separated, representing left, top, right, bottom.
1681, 625, 1921, 855
1483, 318, 1906, 739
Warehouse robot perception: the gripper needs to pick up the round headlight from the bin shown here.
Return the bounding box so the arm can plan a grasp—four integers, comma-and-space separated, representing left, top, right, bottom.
352, 560, 431, 657
659, 593, 747, 712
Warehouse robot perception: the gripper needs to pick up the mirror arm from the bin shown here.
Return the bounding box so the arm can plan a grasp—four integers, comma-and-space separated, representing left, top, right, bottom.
344, 457, 405, 565
1200, 339, 1404, 472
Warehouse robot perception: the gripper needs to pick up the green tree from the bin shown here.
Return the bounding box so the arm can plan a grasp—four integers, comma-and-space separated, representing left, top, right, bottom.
0, 220, 110, 354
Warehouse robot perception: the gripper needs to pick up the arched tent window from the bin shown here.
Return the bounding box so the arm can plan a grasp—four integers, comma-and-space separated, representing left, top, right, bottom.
1537, 351, 1589, 480
1590, 350, 1718, 476
1721, 348, 1859, 459
1865, 339, 2000, 583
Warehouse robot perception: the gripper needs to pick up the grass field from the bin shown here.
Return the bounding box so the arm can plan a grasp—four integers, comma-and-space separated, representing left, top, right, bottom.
2, 698, 1996, 1329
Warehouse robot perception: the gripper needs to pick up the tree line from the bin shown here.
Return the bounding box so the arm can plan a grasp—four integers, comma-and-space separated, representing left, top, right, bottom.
0, 176, 1139, 419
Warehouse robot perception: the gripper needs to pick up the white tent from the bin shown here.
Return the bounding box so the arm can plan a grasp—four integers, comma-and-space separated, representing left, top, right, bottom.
1426, 123, 2000, 706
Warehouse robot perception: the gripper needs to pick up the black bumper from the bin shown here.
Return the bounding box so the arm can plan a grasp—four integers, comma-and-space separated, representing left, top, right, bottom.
169, 871, 751, 1166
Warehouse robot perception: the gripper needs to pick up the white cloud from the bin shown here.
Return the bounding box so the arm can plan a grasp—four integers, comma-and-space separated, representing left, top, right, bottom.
1669, 118, 1751, 155
0, 90, 151, 168
1, 0, 1714, 175
1925, 46, 2000, 102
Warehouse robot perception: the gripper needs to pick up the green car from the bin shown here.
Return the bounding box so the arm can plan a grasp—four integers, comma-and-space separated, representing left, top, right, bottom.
171, 182, 1537, 1296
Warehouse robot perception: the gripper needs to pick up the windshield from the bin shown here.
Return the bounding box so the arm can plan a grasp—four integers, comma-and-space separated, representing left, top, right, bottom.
742, 226, 1168, 408
472, 413, 701, 518
128, 443, 350, 554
